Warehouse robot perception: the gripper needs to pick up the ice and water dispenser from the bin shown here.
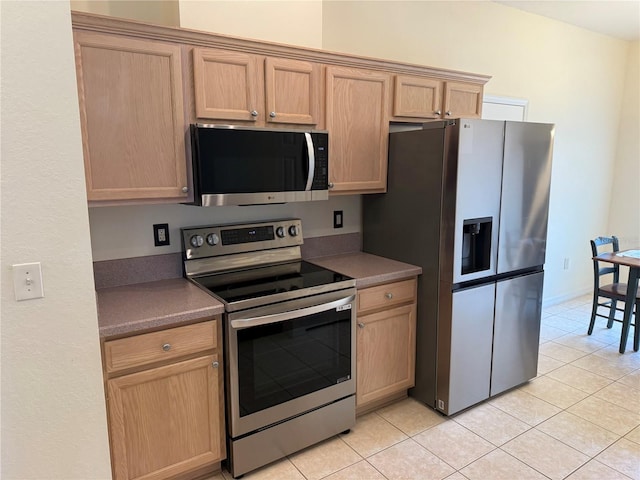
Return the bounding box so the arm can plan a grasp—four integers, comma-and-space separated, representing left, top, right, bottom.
461, 217, 492, 275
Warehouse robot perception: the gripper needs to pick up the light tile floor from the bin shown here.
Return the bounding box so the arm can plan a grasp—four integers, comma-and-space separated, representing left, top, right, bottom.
210, 295, 640, 480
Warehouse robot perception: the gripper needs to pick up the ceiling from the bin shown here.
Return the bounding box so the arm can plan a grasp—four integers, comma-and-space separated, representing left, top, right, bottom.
494, 0, 640, 41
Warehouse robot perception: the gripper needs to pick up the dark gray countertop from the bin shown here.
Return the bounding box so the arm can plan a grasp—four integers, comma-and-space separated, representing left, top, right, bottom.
96, 278, 224, 339
309, 252, 422, 288
95, 252, 421, 339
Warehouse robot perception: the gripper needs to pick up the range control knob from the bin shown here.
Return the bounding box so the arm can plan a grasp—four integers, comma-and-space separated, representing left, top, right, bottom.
206, 233, 219, 246
190, 235, 204, 248
276, 226, 286, 238
288, 225, 299, 237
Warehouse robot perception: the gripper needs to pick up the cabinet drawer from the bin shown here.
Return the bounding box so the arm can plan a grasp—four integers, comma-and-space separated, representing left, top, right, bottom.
104, 320, 217, 374
357, 278, 417, 314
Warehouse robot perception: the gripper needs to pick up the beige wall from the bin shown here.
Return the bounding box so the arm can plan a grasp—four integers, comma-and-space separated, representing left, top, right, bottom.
0, 1, 112, 479
321, 1, 631, 303
70, 0, 180, 26
178, 0, 323, 48
607, 40, 640, 248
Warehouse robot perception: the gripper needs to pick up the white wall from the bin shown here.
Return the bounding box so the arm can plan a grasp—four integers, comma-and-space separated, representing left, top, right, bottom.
70, 0, 180, 26
607, 40, 640, 248
321, 0, 631, 304
0, 2, 112, 479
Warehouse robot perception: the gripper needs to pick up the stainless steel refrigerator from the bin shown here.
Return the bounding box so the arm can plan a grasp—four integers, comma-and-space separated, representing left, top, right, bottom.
363, 118, 554, 415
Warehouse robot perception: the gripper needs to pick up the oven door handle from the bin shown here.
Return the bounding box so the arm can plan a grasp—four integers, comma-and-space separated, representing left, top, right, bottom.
230, 294, 355, 330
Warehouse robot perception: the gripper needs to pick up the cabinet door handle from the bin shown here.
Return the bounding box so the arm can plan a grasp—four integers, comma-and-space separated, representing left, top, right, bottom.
385, 293, 393, 300
269, 111, 276, 118
328, 182, 334, 189
162, 343, 171, 351
181, 186, 188, 193
212, 361, 219, 368
445, 111, 452, 116
250, 110, 259, 117
357, 322, 365, 329
434, 110, 442, 115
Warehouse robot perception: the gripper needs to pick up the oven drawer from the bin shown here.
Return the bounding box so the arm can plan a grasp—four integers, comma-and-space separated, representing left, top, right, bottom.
357, 278, 417, 315
104, 320, 217, 374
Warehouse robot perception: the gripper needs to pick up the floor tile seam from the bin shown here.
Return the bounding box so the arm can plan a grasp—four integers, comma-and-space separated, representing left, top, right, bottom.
488, 389, 565, 425
452, 411, 536, 448
566, 357, 627, 381
544, 340, 592, 360
542, 369, 614, 394
623, 431, 640, 446
565, 398, 640, 437
586, 459, 636, 480
533, 413, 622, 458
410, 425, 499, 473
593, 442, 640, 480
369, 407, 440, 438
590, 382, 640, 416
291, 433, 364, 479
491, 447, 554, 479
500, 429, 591, 480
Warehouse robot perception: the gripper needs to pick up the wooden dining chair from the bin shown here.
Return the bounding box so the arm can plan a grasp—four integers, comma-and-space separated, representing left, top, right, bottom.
588, 236, 640, 351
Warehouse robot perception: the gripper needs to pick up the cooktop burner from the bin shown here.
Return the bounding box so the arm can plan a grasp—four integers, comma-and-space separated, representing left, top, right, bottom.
192, 260, 351, 304
182, 219, 355, 311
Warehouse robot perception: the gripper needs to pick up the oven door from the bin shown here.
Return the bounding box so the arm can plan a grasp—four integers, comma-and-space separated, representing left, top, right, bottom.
226, 288, 356, 438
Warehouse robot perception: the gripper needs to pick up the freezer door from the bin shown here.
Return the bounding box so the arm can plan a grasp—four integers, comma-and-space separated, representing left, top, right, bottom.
490, 271, 543, 396
443, 283, 495, 415
453, 119, 504, 284
498, 122, 554, 273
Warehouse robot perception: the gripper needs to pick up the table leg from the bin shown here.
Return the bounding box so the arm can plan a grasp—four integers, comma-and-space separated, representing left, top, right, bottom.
619, 266, 639, 353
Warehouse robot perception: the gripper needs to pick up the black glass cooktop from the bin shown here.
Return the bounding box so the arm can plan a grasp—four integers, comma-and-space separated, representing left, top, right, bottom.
192, 261, 352, 304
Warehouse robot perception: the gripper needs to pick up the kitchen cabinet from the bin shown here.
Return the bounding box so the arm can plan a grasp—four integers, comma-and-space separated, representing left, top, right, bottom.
392, 75, 483, 120
103, 320, 225, 480
326, 66, 391, 194
73, 31, 189, 203
356, 278, 417, 413
193, 47, 321, 126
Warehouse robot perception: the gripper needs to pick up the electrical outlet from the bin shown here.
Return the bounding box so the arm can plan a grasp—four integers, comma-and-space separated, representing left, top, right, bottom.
153, 223, 170, 246
13, 262, 44, 301
333, 210, 343, 229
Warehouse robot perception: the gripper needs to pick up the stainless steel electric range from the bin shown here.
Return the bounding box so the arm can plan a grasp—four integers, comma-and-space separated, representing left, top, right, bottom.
181, 219, 356, 478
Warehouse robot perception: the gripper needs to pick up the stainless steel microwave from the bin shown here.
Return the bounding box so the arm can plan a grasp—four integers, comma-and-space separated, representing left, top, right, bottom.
189, 124, 329, 206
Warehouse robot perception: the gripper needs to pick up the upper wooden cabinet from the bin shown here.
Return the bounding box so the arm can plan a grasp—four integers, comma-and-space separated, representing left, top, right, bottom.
444, 81, 483, 118
73, 31, 189, 203
72, 12, 490, 201
326, 66, 390, 194
193, 47, 321, 127
392, 75, 483, 120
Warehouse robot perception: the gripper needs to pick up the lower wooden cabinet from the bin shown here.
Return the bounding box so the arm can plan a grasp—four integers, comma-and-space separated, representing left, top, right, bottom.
356, 278, 417, 413
103, 320, 225, 480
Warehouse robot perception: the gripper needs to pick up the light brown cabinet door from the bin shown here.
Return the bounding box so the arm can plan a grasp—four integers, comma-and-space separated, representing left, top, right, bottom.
193, 47, 263, 122
326, 66, 390, 194
392, 75, 443, 119
265, 57, 320, 126
107, 355, 224, 480
356, 303, 416, 408
443, 81, 483, 118
74, 32, 188, 202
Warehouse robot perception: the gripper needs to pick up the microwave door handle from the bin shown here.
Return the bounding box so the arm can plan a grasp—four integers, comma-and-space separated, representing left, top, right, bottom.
230, 294, 355, 330
304, 132, 315, 191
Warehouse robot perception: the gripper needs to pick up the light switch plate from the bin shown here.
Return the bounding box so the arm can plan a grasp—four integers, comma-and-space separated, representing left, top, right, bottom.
13, 262, 44, 301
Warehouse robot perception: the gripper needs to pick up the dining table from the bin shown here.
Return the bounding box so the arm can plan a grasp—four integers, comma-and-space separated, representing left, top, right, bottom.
594, 249, 640, 353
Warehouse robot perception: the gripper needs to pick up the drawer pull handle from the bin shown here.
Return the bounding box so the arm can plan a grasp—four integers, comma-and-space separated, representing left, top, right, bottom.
357, 322, 365, 329
162, 343, 171, 352
385, 293, 393, 299
212, 361, 219, 368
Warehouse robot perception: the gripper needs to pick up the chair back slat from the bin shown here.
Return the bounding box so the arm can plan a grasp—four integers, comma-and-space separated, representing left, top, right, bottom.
591, 235, 620, 286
